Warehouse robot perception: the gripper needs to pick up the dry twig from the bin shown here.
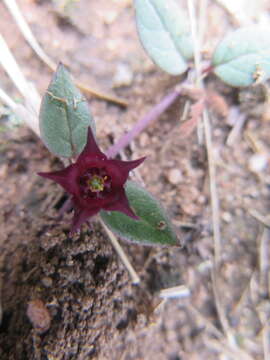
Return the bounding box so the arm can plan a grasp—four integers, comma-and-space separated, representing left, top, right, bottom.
187, 0, 246, 355
99, 218, 140, 285
3, 0, 127, 107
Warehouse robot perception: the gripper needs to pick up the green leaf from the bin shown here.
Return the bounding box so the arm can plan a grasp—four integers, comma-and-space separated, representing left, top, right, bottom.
212, 26, 270, 87
134, 0, 193, 75
101, 181, 178, 246
39, 64, 95, 158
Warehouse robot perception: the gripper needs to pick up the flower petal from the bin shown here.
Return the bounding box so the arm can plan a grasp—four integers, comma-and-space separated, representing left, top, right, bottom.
77, 127, 106, 163
70, 206, 99, 234
106, 157, 146, 186
103, 188, 139, 220
38, 164, 79, 195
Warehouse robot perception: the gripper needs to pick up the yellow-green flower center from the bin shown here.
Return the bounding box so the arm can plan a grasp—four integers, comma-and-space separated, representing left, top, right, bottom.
87, 175, 104, 192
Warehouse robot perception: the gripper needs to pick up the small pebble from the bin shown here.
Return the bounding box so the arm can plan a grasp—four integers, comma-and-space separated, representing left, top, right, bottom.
139, 133, 149, 147
41, 277, 53, 288
248, 153, 268, 173
103, 10, 118, 24
27, 299, 51, 334
167, 169, 183, 185
197, 195, 207, 205
113, 63, 133, 88
222, 212, 232, 223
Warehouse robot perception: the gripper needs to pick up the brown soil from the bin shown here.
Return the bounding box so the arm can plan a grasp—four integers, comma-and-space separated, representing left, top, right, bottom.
0, 1, 269, 359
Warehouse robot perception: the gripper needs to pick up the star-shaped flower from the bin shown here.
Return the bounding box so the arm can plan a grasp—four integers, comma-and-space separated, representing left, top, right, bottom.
39, 127, 145, 234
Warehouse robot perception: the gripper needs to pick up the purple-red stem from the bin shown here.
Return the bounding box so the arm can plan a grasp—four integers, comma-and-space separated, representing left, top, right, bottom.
106, 88, 182, 158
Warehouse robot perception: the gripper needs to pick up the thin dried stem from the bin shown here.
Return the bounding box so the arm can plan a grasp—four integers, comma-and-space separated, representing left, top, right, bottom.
262, 321, 270, 360
187, 0, 239, 352
76, 81, 127, 107
259, 227, 270, 298
207, 338, 255, 360
187, 0, 202, 84
187, 0, 222, 268
226, 108, 247, 146
3, 0, 127, 107
99, 218, 140, 285
0, 276, 2, 326
187, 303, 223, 338
0, 34, 40, 115
3, 0, 55, 70
159, 285, 190, 300
203, 111, 222, 265
198, 0, 208, 54
249, 210, 270, 228
189, 304, 254, 360
231, 270, 257, 317
0, 87, 17, 109
0, 86, 40, 136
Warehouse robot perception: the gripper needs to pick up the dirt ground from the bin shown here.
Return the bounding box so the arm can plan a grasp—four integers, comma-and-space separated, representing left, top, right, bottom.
0, 0, 270, 359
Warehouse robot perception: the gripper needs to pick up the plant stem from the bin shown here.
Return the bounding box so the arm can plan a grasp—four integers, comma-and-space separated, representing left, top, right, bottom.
106, 88, 182, 158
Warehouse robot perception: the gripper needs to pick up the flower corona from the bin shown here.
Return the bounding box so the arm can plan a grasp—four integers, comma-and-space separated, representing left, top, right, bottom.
39, 127, 145, 233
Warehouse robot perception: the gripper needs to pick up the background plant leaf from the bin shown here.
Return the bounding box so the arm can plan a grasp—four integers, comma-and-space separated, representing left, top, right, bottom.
101, 181, 179, 246
39, 64, 95, 158
212, 26, 270, 87
134, 0, 193, 75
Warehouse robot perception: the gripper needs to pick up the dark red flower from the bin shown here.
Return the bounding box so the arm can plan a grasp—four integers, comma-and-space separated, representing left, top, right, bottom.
39, 128, 145, 234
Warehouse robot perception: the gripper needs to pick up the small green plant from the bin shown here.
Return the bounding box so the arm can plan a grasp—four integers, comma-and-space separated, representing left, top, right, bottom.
39, 64, 178, 246
132, 0, 270, 154
134, 0, 270, 87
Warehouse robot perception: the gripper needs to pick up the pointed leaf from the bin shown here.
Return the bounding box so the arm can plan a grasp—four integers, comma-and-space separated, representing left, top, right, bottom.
134, 0, 193, 75
39, 64, 95, 157
212, 26, 270, 87
101, 181, 178, 246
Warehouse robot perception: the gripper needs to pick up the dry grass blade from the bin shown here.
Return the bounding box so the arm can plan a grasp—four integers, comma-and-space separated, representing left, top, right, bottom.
3, 0, 127, 107
187, 0, 202, 84
188, 304, 254, 360
203, 110, 222, 264
187, 0, 244, 354
259, 227, 270, 298
187, 0, 222, 266
0, 276, 2, 326
179, 98, 205, 138
226, 107, 247, 146
3, 0, 55, 70
198, 0, 208, 54
257, 300, 270, 360
187, 304, 223, 338
0, 34, 40, 134
249, 210, 270, 228
231, 270, 257, 317
75, 81, 128, 107
262, 321, 270, 360
0, 87, 17, 110
99, 218, 140, 285
159, 285, 190, 299
0, 87, 40, 136
0, 34, 40, 115
207, 338, 255, 360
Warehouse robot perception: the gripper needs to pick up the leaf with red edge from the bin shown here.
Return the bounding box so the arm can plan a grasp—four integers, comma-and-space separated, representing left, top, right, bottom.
101, 181, 179, 246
